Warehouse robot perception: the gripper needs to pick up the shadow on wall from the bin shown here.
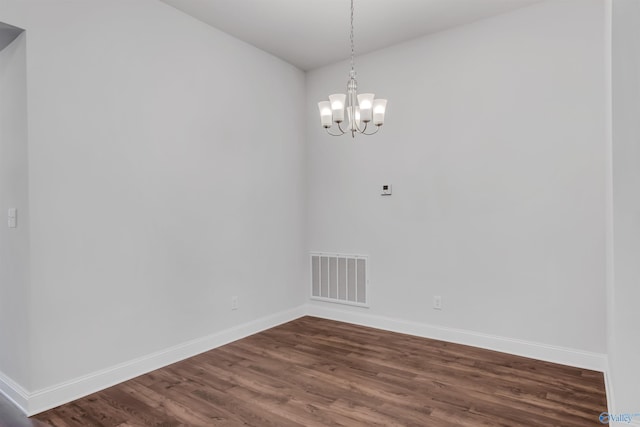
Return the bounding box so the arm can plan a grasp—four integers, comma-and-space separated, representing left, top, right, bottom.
0, 22, 23, 51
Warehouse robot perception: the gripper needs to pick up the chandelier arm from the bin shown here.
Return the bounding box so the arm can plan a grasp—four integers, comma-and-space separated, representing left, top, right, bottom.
325, 127, 346, 136
337, 121, 348, 134
361, 125, 381, 136
354, 120, 367, 134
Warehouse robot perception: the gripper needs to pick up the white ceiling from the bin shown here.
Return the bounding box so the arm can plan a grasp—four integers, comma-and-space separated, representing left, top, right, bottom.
159, 0, 540, 71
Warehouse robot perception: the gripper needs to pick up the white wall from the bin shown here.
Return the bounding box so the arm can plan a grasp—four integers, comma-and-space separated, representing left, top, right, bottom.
1, 0, 306, 395
307, 0, 607, 354
611, 0, 640, 412
0, 31, 30, 390
0, 0, 618, 415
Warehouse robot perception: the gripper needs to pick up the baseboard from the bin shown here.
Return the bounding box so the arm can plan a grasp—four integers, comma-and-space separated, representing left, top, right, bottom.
606, 420, 640, 427
604, 359, 615, 414
0, 370, 29, 415
3, 302, 609, 416
23, 305, 306, 416
607, 416, 640, 427
305, 304, 607, 372
602, 368, 640, 427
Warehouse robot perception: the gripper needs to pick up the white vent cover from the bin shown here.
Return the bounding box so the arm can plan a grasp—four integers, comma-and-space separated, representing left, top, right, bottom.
310, 252, 368, 307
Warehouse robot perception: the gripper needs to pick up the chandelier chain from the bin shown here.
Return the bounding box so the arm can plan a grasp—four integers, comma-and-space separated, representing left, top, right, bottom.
350, 0, 355, 76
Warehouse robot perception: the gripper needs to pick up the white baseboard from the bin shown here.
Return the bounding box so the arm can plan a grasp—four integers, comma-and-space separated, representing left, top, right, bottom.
305, 304, 608, 372
604, 361, 615, 414
13, 305, 306, 416
0, 370, 29, 415
602, 361, 640, 426
2, 303, 610, 417
608, 417, 640, 427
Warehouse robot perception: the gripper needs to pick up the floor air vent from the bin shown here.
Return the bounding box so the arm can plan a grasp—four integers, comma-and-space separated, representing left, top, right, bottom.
310, 253, 368, 307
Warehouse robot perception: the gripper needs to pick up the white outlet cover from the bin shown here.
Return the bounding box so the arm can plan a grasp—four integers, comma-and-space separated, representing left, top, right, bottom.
7, 208, 17, 228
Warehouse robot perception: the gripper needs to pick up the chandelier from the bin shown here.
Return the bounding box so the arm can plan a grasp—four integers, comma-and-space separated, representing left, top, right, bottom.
317, 0, 388, 138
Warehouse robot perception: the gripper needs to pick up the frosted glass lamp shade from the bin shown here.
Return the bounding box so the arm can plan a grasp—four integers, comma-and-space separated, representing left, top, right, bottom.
357, 93, 375, 122
329, 93, 346, 123
372, 99, 387, 126
318, 101, 333, 128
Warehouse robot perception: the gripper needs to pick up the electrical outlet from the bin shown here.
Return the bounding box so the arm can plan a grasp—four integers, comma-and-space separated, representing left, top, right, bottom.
433, 296, 442, 310
7, 208, 17, 228
231, 296, 239, 310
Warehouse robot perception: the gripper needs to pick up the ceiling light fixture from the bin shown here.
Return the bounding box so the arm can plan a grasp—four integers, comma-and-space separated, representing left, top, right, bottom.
317, 0, 387, 138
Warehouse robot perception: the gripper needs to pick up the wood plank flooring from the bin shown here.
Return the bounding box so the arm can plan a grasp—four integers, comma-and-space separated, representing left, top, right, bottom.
33, 316, 607, 426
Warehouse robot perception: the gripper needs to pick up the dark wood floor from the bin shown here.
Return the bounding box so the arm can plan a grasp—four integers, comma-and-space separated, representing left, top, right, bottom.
31, 316, 607, 426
